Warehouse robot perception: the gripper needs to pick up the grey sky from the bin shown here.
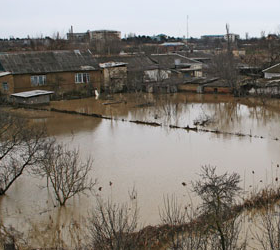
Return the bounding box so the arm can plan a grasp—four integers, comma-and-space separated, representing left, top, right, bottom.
1, 0, 280, 39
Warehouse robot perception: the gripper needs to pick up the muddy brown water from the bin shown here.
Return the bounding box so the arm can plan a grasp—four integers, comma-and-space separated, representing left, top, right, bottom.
1, 93, 280, 248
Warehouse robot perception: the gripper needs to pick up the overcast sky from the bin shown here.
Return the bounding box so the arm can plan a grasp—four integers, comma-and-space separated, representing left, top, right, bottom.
1, 0, 280, 39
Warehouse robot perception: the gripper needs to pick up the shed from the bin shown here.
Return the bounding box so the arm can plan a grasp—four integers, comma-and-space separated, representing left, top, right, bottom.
11, 90, 54, 105
99, 62, 128, 93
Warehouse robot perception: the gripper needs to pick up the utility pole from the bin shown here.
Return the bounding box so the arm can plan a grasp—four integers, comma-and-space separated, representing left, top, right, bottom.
186, 15, 190, 55
186, 15, 189, 43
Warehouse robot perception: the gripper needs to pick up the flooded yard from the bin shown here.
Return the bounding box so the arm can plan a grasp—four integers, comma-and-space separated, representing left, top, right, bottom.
1, 92, 280, 248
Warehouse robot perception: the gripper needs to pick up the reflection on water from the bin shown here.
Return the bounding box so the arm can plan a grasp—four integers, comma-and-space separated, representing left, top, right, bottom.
1, 93, 280, 248
48, 93, 280, 138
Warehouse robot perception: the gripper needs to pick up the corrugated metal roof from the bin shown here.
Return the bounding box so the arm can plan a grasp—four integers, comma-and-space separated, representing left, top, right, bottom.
99, 62, 127, 68
11, 90, 54, 98
0, 50, 100, 75
0, 72, 11, 77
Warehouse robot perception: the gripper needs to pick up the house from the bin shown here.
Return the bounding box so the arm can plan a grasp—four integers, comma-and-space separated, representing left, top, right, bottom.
95, 54, 159, 91
99, 62, 127, 93
263, 63, 280, 79
149, 53, 203, 77
266, 34, 279, 41
248, 79, 280, 97
0, 50, 102, 99
96, 54, 187, 93
11, 90, 54, 105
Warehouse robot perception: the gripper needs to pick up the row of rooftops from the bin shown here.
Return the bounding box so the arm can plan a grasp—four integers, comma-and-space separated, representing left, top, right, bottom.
0, 50, 202, 75
1, 49, 280, 78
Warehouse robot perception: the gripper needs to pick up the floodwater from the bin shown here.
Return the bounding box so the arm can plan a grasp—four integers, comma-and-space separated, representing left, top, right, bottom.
1, 93, 280, 248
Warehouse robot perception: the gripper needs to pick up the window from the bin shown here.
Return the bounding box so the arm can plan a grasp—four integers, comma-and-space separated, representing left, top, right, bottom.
31, 75, 46, 86
2, 82, 8, 91
75, 73, 90, 84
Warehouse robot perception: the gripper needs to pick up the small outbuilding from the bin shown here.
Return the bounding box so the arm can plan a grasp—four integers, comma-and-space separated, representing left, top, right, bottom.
11, 90, 54, 105
99, 62, 127, 93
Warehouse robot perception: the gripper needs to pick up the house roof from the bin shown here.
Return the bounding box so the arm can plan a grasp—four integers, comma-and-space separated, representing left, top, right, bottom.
99, 62, 127, 68
91, 30, 120, 33
95, 55, 158, 71
263, 63, 280, 73
149, 53, 202, 69
11, 90, 54, 98
160, 42, 186, 47
0, 72, 11, 77
0, 50, 100, 75
203, 80, 230, 88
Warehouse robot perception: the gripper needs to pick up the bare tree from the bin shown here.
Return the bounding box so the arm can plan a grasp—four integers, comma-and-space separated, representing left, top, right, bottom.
0, 224, 28, 250
38, 141, 96, 206
192, 166, 246, 250
87, 195, 139, 250
0, 111, 47, 195
252, 204, 280, 250
207, 24, 241, 94
159, 194, 206, 250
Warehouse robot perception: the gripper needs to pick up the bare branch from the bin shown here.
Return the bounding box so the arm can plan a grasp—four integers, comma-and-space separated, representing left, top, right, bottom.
37, 141, 96, 206
0, 111, 47, 195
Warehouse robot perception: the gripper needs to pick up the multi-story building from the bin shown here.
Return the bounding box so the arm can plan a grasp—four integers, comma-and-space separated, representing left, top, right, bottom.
89, 30, 121, 41
224, 33, 240, 42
